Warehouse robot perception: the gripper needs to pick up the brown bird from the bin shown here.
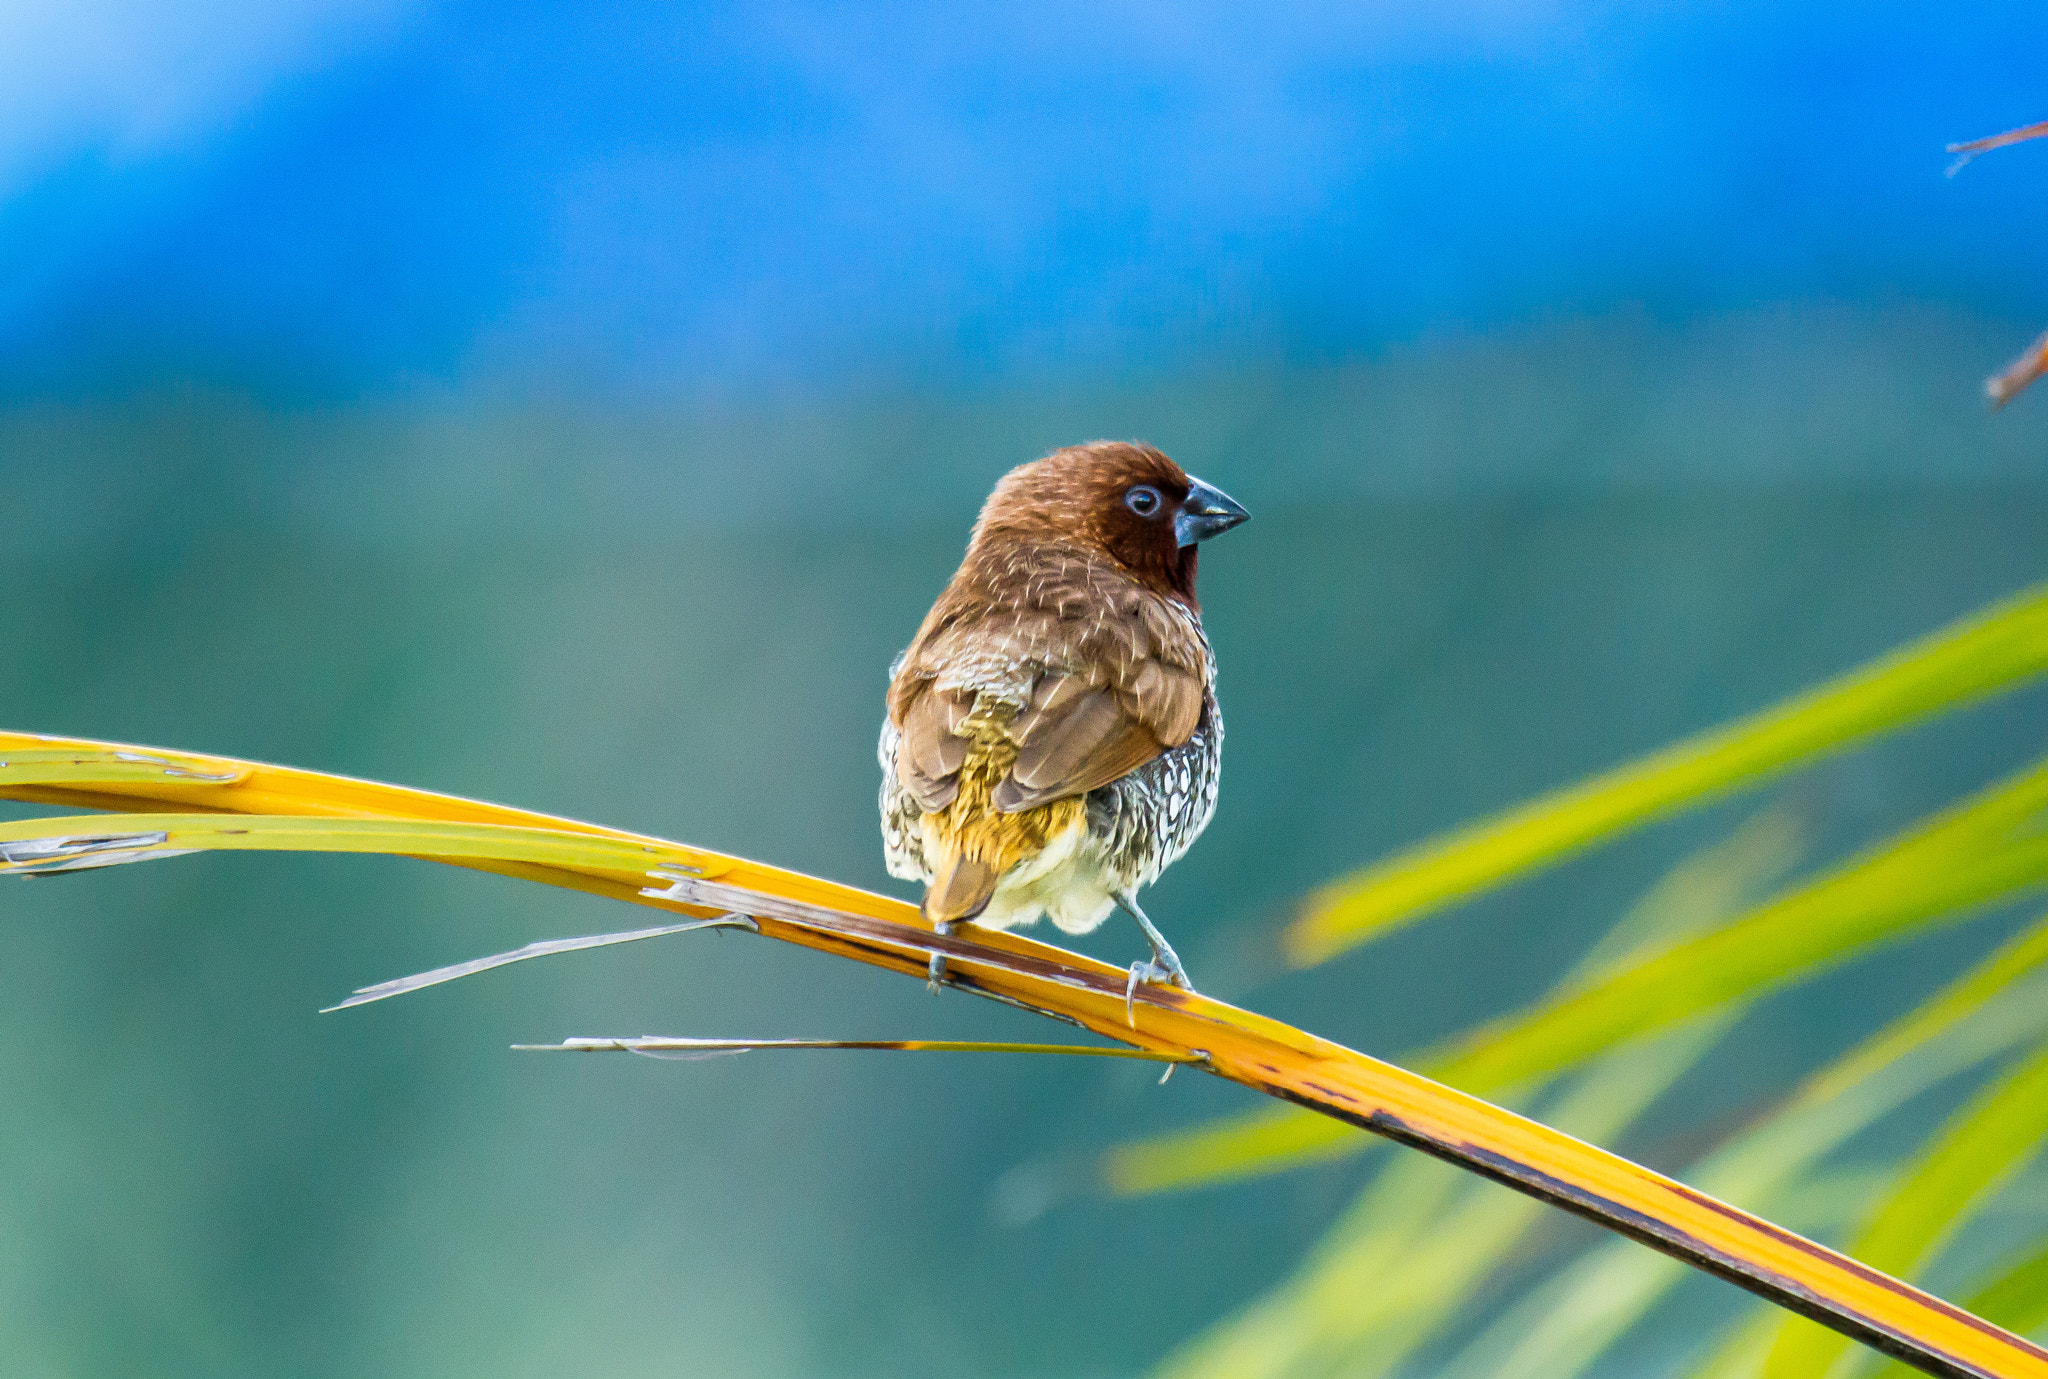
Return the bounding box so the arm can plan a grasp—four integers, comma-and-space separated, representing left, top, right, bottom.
878, 441, 1249, 1008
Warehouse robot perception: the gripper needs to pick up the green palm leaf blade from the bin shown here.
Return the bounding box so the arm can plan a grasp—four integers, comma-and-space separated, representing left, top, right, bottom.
1872, 1243, 2048, 1379
1148, 812, 1803, 1379
1960, 1247, 2048, 1346
1104, 811, 1805, 1194
1431, 758, 2048, 1096
1101, 1101, 1355, 1193
1427, 917, 2048, 1379
1287, 580, 2048, 967
1800, 913, 2048, 1104
1155, 1018, 1734, 1379
1759, 1042, 2048, 1379
1106, 762, 2048, 1195
1690, 1315, 1783, 1379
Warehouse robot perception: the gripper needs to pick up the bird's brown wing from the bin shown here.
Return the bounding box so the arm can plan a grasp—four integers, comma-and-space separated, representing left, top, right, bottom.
895, 683, 972, 811
991, 659, 1204, 813
889, 553, 1209, 817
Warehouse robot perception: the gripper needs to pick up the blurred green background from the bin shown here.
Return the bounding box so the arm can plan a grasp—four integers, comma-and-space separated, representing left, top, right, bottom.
6, 303, 2048, 1376
7, 2, 2048, 1375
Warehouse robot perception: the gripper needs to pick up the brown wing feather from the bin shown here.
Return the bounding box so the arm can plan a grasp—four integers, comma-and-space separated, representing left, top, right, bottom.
1010, 688, 1125, 786
1128, 659, 1205, 746
889, 543, 1212, 819
896, 684, 970, 811
992, 722, 1163, 812
993, 676, 1183, 813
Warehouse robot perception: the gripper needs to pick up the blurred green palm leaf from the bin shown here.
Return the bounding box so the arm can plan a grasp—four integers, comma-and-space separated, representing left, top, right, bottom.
1425, 915, 2048, 1379
1155, 823, 2048, 1379
1157, 1017, 1737, 1379
1287, 580, 2048, 965
1868, 1243, 2048, 1379
1149, 815, 1792, 1379
1759, 1040, 2048, 1379
1113, 578, 2048, 1379
1109, 755, 2048, 1194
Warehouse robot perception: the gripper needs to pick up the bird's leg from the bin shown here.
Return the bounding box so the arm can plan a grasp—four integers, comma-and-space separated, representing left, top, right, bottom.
1115, 890, 1192, 1026
927, 921, 954, 994
1116, 890, 1191, 987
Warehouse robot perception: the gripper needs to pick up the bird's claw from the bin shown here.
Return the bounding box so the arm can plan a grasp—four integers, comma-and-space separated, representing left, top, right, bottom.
1125, 959, 1187, 1026
1157, 951, 1194, 991
1112, 889, 1191, 1026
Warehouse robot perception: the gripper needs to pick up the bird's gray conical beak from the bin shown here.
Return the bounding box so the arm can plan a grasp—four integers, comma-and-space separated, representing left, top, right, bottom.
1174, 477, 1251, 547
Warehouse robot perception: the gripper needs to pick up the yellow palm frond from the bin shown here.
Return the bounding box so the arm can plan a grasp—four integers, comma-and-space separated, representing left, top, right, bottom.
3, 730, 2041, 1379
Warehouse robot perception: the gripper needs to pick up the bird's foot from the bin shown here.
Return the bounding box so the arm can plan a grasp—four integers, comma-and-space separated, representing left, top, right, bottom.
1113, 890, 1194, 1026
1124, 958, 1194, 1027
1151, 946, 1194, 991
927, 921, 955, 994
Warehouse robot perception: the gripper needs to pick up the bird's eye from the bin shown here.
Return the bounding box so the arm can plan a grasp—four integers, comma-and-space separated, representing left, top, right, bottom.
1125, 485, 1163, 517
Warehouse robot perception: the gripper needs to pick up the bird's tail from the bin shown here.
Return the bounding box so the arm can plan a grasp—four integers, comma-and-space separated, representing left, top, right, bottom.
923, 850, 998, 925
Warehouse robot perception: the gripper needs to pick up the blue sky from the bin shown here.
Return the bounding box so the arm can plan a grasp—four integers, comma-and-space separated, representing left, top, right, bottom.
3, 0, 2046, 398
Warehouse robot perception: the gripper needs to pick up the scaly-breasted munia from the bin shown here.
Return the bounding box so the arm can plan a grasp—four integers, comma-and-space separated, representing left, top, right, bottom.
878, 441, 1249, 1003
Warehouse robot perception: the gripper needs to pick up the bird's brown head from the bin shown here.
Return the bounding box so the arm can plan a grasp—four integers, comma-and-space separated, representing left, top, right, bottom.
970, 441, 1250, 607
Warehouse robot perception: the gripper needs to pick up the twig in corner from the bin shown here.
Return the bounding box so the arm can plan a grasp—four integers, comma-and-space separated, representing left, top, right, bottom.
1946, 118, 2048, 176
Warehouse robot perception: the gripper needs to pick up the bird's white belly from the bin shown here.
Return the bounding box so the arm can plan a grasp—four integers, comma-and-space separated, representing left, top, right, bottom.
954, 810, 1119, 936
